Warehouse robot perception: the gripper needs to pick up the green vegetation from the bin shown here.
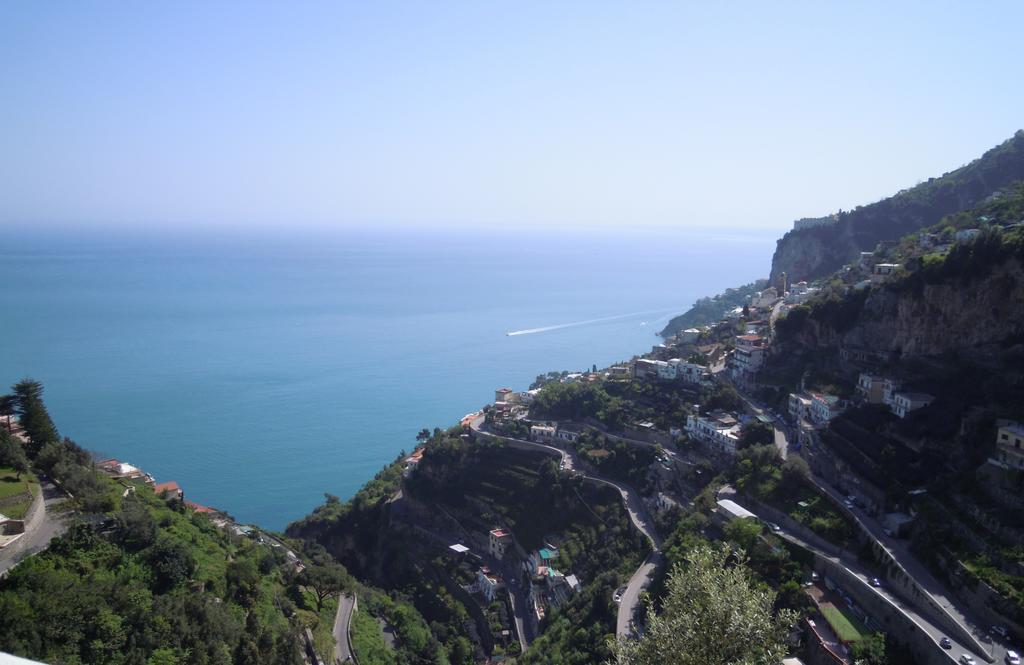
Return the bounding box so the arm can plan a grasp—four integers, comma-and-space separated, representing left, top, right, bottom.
571, 430, 656, 492
660, 280, 769, 338
351, 607, 398, 665
0, 465, 38, 519
819, 603, 869, 643
732, 445, 855, 548
772, 129, 1024, 281
0, 486, 304, 664
611, 543, 798, 665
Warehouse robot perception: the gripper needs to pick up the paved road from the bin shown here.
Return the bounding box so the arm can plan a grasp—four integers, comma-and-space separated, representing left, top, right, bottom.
470, 417, 663, 640
739, 495, 989, 665
333, 593, 357, 664
740, 389, 1013, 664
0, 478, 69, 576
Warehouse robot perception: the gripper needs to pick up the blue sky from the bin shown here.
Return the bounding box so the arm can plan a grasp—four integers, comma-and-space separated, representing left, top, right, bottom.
1, 1, 1022, 232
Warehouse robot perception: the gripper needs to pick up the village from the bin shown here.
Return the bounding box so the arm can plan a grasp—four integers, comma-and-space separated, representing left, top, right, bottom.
389, 217, 1024, 665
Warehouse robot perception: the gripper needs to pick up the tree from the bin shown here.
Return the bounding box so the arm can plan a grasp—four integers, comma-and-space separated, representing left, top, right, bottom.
0, 430, 28, 478
610, 543, 797, 665
0, 395, 15, 433
739, 421, 774, 449
723, 518, 763, 552
850, 632, 887, 664
300, 563, 348, 611
780, 456, 810, 493
12, 379, 59, 454
146, 537, 196, 592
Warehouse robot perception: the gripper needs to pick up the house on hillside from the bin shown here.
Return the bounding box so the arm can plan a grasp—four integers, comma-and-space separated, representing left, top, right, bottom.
495, 387, 516, 404
686, 411, 742, 455
154, 481, 183, 501
990, 420, 1024, 471
530, 423, 557, 441
555, 423, 583, 444
730, 334, 766, 382
678, 328, 702, 344
489, 528, 512, 559
890, 392, 934, 419
788, 392, 813, 423
871, 263, 901, 282
469, 566, 505, 603
855, 374, 887, 404
810, 393, 844, 426
96, 459, 148, 482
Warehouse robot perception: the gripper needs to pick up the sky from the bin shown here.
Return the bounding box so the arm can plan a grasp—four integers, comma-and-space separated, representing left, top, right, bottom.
1, 1, 1022, 233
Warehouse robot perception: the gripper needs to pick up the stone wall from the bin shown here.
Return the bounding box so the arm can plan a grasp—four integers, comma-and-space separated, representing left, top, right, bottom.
810, 554, 960, 665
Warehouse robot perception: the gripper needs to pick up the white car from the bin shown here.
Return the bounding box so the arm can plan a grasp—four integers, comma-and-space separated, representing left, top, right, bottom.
960, 655, 976, 665
1006, 650, 1021, 665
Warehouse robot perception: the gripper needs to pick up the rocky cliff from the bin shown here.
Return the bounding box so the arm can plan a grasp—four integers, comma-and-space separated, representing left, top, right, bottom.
784, 257, 1024, 358
770, 130, 1024, 283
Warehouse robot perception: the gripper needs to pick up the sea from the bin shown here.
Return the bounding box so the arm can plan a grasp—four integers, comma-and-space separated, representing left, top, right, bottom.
0, 225, 776, 530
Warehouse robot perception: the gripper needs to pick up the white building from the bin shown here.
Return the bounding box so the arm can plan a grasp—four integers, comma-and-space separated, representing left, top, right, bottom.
473, 567, 505, 603
716, 498, 757, 521
810, 393, 843, 425
871, 263, 901, 282
788, 392, 813, 422
669, 358, 708, 385
730, 334, 766, 379
992, 421, 1024, 470
678, 328, 702, 344
530, 424, 556, 440
685, 412, 742, 455
656, 361, 677, 381
489, 528, 512, 559
856, 374, 887, 404
891, 392, 934, 418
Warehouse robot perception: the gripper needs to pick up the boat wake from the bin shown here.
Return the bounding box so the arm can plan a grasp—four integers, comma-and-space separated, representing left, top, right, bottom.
506, 309, 674, 336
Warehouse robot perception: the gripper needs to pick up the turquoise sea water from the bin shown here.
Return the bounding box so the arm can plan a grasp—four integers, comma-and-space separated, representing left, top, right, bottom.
0, 227, 774, 530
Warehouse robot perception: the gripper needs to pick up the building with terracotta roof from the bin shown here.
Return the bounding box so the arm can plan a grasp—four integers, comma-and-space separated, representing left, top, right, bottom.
153, 481, 183, 500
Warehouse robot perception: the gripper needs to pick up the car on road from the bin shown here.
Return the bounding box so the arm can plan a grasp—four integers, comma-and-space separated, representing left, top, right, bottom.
613, 586, 626, 603
1006, 650, 1021, 665
870, 577, 881, 587
960, 654, 976, 665
940, 637, 952, 649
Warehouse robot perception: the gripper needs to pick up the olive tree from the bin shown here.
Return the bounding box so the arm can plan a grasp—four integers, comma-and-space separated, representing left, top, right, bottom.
611, 543, 797, 665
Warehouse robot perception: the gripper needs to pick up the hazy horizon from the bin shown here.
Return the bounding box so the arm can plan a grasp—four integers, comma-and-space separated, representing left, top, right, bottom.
2, 2, 1023, 233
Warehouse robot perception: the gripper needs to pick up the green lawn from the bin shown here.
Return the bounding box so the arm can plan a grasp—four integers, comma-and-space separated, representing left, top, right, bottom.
821, 603, 869, 642
0, 466, 39, 519
351, 605, 398, 665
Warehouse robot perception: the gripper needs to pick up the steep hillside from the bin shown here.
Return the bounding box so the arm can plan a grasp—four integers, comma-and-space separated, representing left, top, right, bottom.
776, 224, 1024, 359
770, 130, 1024, 282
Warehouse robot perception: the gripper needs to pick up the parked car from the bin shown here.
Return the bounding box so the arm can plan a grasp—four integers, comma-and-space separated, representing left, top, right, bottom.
939, 637, 952, 649
870, 577, 881, 587
613, 586, 626, 603
1006, 650, 1021, 665
993, 626, 1009, 638
960, 655, 976, 665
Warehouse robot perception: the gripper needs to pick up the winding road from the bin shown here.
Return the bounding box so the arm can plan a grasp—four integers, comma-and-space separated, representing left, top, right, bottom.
332, 593, 357, 664
0, 477, 70, 577
469, 417, 662, 640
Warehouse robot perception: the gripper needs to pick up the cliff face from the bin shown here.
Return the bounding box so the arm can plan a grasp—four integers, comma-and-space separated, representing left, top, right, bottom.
790, 258, 1024, 357
770, 131, 1024, 283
